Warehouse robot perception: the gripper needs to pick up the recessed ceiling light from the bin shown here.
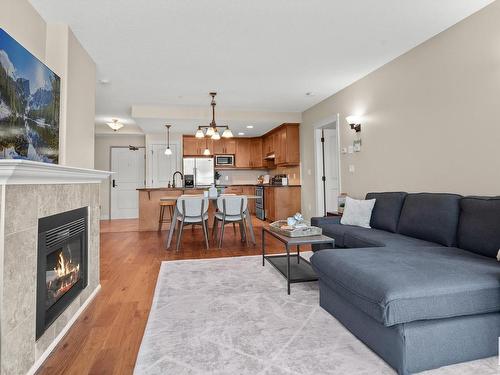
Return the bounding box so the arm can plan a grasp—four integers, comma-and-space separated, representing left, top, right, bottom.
246, 125, 254, 129
305, 92, 315, 96
238, 132, 245, 136
99, 78, 111, 84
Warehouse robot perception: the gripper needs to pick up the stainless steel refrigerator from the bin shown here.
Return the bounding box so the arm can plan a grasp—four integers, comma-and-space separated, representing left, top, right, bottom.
182, 158, 214, 187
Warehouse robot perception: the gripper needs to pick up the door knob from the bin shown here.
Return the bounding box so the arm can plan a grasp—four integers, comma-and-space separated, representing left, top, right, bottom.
112, 179, 117, 188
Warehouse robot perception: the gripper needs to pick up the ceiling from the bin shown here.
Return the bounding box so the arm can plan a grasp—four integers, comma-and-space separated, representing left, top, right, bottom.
30, 0, 493, 136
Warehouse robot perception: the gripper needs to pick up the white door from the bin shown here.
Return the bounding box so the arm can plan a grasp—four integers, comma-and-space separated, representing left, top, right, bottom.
323, 129, 340, 213
150, 143, 179, 187
315, 122, 340, 217
110, 147, 145, 219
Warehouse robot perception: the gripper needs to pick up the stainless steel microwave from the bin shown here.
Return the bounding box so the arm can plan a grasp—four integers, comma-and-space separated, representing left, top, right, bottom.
215, 155, 235, 166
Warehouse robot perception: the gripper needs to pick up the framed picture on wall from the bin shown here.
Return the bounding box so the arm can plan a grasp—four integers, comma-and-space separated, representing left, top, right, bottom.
0, 28, 60, 163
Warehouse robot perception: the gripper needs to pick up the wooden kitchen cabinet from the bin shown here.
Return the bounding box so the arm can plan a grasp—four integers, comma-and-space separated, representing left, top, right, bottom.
274, 129, 285, 165
244, 186, 256, 214
263, 135, 273, 155
235, 138, 251, 168
223, 186, 245, 194
275, 124, 299, 166
249, 138, 264, 168
213, 138, 236, 154
264, 186, 301, 222
185, 123, 299, 166
183, 136, 199, 156
183, 135, 213, 156
264, 187, 276, 222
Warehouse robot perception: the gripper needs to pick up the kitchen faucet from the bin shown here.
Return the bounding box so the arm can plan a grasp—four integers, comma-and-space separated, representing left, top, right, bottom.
172, 171, 184, 188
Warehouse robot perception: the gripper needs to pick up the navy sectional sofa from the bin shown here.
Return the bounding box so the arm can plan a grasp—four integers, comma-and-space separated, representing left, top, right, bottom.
310, 192, 500, 375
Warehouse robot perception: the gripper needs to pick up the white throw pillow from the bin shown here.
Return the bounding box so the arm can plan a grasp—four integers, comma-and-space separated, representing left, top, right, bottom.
340, 197, 376, 228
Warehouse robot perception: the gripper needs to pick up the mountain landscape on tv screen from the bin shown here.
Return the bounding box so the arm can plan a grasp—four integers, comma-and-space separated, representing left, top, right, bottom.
0, 28, 60, 163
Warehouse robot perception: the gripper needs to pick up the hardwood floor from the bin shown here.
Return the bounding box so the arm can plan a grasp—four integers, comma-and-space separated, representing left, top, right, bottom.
37, 217, 298, 375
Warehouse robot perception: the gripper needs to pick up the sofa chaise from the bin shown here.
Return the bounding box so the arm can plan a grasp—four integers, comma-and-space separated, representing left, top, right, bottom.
310, 192, 500, 375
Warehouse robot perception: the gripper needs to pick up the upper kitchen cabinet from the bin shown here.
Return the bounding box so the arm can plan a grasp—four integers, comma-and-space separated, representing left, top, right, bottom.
250, 138, 264, 168
213, 138, 236, 154
185, 123, 299, 166
262, 123, 300, 167
183, 135, 213, 156
235, 138, 251, 168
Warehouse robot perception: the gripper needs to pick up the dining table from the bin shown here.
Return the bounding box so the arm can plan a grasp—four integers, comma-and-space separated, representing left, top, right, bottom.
161, 194, 259, 249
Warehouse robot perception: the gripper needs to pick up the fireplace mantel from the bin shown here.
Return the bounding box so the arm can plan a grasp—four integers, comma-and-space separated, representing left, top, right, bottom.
0, 160, 111, 185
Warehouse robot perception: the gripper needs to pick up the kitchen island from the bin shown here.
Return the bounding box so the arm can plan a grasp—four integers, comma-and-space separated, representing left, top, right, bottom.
137, 184, 301, 231
137, 187, 208, 231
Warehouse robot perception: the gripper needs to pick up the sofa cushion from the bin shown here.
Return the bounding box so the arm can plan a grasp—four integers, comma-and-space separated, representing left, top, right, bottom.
310, 216, 344, 248
319, 223, 351, 248
365, 192, 407, 233
311, 247, 500, 326
343, 227, 442, 249
458, 196, 500, 258
397, 193, 461, 246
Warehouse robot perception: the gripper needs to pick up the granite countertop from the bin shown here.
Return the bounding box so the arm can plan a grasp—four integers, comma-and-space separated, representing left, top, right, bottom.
137, 187, 191, 191
218, 184, 302, 188
138, 184, 301, 191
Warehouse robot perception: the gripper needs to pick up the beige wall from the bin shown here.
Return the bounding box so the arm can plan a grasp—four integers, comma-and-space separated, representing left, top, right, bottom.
95, 134, 146, 219
0, 0, 96, 168
64, 29, 96, 168
300, 1, 500, 219
0, 0, 46, 60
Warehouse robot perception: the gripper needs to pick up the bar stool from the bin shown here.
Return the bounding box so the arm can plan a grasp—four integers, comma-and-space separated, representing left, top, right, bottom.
158, 200, 175, 231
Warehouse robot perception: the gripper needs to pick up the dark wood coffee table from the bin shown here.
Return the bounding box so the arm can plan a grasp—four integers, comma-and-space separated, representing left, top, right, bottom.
262, 227, 335, 294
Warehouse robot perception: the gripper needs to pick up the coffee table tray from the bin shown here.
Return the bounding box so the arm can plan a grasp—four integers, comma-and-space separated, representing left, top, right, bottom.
269, 221, 322, 237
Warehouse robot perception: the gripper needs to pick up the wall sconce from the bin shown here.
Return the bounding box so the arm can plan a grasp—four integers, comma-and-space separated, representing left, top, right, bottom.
346, 115, 362, 132
346, 115, 362, 152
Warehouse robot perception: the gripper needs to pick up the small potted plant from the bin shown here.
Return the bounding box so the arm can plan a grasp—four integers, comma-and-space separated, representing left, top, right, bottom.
214, 171, 222, 186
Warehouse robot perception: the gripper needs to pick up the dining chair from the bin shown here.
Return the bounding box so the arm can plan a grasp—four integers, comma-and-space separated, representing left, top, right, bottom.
213, 195, 248, 248
175, 195, 209, 250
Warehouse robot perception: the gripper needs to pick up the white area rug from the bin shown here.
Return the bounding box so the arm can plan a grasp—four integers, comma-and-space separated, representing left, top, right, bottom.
135, 254, 498, 375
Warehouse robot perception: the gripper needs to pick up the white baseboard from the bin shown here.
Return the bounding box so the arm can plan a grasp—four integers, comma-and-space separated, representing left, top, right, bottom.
26, 284, 102, 375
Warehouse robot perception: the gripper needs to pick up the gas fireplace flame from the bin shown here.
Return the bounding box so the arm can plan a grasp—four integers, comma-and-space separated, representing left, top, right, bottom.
55, 252, 80, 278
46, 251, 80, 307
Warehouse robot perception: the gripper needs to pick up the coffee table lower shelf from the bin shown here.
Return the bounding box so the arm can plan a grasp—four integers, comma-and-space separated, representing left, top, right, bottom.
264, 254, 318, 284
261, 227, 335, 294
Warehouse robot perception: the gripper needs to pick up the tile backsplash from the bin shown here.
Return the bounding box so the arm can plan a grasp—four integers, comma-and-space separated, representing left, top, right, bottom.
217, 166, 301, 185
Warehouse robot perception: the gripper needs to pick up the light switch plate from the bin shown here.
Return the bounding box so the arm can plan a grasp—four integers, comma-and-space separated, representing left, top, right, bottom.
349, 165, 355, 173
348, 146, 354, 154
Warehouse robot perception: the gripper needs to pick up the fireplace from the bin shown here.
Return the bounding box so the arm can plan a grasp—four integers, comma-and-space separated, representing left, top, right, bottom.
36, 207, 88, 339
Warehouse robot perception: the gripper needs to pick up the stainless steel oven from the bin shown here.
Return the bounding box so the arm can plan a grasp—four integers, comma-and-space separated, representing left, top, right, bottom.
255, 186, 265, 220
215, 155, 235, 167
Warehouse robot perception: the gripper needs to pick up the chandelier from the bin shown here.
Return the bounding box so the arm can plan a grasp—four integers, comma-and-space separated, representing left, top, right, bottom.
195, 92, 233, 140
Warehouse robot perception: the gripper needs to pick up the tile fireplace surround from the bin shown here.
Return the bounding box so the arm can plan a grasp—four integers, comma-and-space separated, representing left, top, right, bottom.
0, 160, 110, 375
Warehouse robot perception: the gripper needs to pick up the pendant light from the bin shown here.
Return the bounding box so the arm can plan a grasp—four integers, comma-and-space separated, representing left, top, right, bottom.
221, 128, 233, 138
195, 127, 205, 138
206, 127, 215, 137
164, 124, 172, 155
194, 92, 234, 140
203, 136, 211, 155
